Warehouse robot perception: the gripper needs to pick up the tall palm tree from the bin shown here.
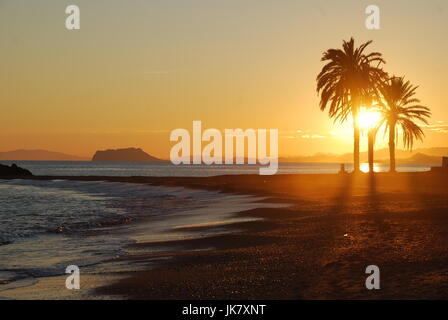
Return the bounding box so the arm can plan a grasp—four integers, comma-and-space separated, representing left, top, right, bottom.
377, 77, 431, 172
362, 95, 381, 174
367, 127, 377, 173
317, 38, 387, 173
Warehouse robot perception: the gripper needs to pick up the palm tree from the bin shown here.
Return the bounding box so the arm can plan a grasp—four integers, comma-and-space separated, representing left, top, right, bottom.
377, 77, 431, 172
362, 95, 382, 174
317, 38, 387, 173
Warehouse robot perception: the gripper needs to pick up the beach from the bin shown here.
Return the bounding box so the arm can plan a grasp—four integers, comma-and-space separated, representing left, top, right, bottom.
7, 171, 445, 299
3, 0, 448, 306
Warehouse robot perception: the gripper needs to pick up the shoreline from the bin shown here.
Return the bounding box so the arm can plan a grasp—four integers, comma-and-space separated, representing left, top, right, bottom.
0, 160, 437, 179
2, 171, 448, 299
0, 178, 289, 300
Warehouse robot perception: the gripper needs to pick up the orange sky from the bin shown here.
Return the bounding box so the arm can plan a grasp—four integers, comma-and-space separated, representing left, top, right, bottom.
1, 0, 447, 159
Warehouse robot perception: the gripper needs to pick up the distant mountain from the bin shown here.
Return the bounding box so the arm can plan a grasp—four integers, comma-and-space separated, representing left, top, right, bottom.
92, 147, 164, 162
280, 147, 448, 164
399, 153, 442, 164
0, 149, 88, 161
412, 147, 448, 157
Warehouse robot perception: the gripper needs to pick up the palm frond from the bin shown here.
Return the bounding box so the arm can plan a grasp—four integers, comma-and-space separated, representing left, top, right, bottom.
377, 76, 431, 150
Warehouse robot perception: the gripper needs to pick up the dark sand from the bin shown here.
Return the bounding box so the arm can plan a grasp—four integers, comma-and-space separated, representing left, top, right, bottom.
30, 172, 448, 299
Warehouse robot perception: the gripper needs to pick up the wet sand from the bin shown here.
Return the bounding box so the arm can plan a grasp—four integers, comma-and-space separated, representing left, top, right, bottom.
27, 172, 448, 299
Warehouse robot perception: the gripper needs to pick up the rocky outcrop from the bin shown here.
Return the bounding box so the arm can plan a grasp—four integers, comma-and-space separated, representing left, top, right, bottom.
92, 148, 163, 162
0, 163, 33, 177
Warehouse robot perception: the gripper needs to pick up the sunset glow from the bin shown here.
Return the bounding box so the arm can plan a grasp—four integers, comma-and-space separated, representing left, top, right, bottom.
1, 1, 447, 159
357, 108, 382, 130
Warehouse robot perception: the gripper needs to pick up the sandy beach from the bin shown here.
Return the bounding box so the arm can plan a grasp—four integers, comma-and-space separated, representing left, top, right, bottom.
18, 171, 446, 299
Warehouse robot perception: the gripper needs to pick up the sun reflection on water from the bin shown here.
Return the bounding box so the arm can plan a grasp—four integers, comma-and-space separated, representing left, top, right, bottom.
360, 162, 380, 173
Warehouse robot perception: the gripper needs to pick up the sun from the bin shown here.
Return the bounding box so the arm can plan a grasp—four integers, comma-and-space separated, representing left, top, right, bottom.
357, 107, 382, 130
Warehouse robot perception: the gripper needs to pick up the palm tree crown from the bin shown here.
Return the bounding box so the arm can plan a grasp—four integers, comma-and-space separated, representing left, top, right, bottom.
378, 77, 431, 149
317, 38, 387, 119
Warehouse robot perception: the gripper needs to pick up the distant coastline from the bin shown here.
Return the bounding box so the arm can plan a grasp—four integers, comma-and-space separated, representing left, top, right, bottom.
0, 149, 89, 161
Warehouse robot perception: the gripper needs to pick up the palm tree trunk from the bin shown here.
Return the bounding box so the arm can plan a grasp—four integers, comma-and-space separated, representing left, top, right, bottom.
353, 116, 360, 173
368, 129, 375, 173
389, 123, 396, 172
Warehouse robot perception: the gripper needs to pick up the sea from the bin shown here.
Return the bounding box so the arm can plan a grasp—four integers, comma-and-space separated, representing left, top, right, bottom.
0, 161, 434, 298
0, 160, 434, 176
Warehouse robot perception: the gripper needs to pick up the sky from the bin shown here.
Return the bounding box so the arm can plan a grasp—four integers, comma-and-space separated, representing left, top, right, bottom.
1, 0, 447, 158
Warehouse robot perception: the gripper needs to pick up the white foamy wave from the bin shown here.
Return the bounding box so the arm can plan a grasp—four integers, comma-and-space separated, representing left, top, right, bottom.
0, 179, 222, 245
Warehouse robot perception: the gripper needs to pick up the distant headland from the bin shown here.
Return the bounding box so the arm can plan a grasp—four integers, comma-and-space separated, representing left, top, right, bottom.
91, 147, 164, 162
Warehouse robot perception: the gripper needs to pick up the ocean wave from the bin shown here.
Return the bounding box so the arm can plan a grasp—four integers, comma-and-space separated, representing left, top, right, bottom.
0, 179, 216, 245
